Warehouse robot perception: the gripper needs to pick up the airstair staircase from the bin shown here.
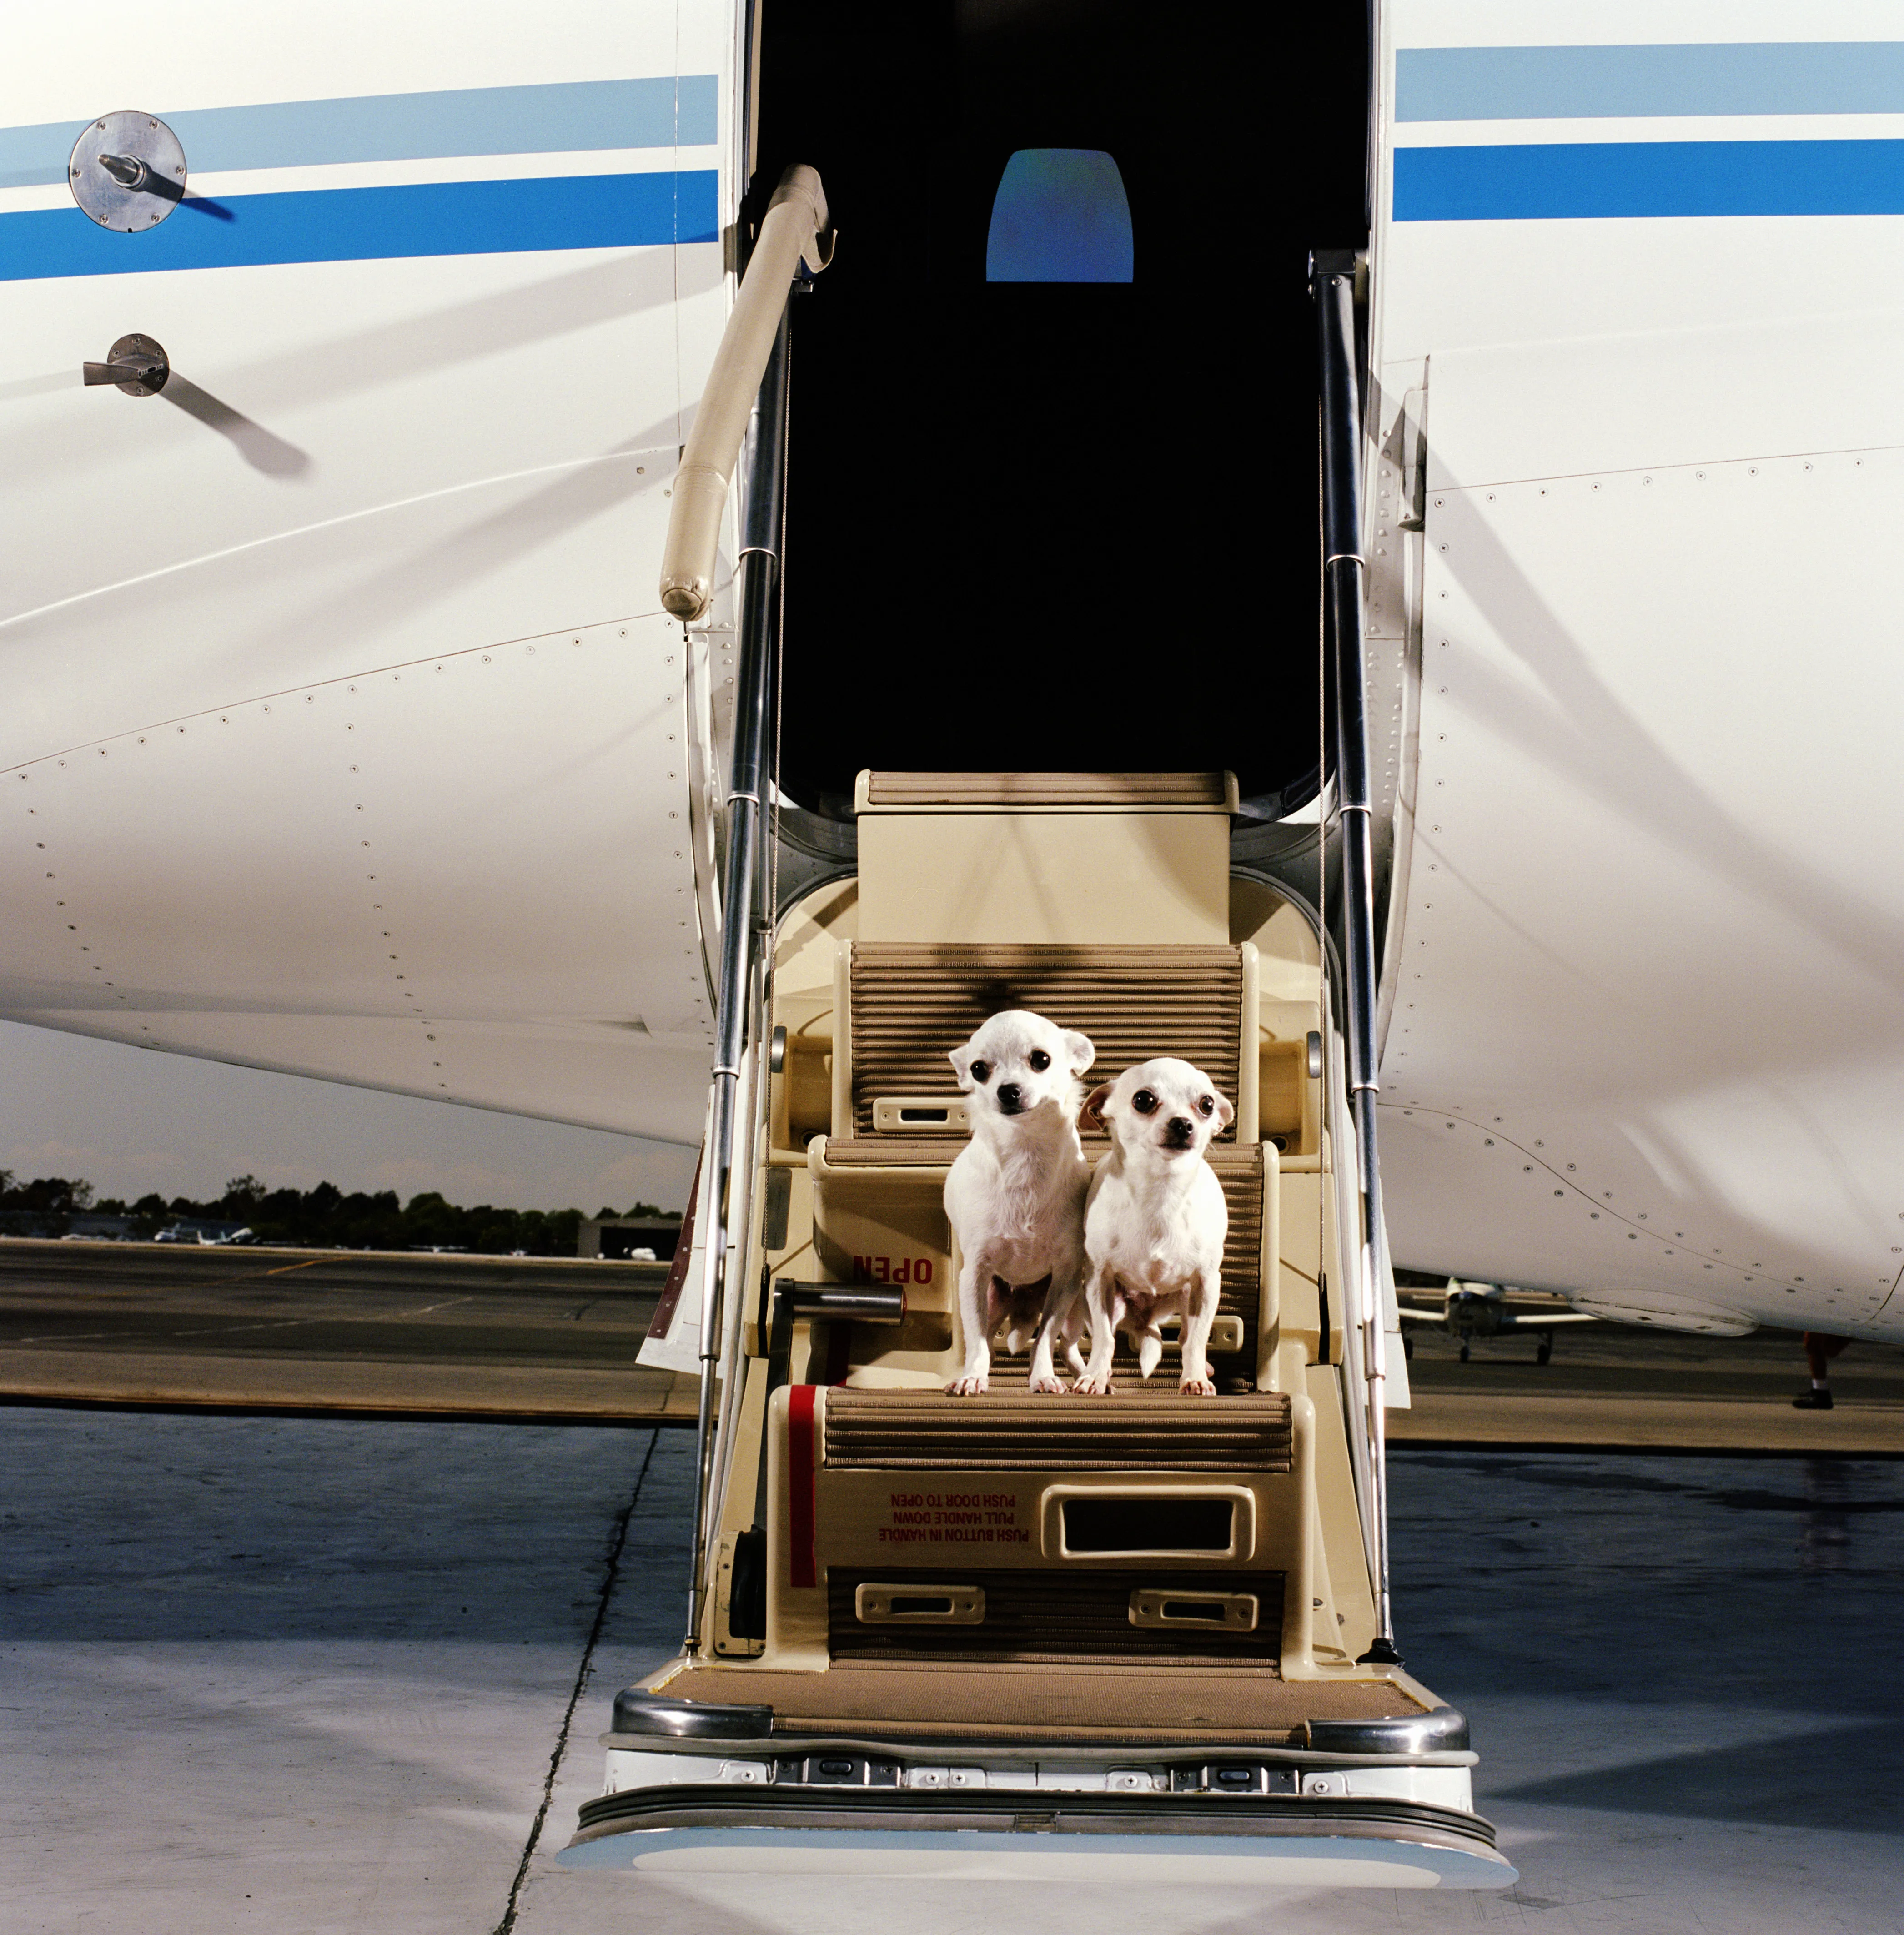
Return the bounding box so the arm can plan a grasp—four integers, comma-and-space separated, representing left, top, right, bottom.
568, 773, 1510, 1886
565, 190, 1507, 1887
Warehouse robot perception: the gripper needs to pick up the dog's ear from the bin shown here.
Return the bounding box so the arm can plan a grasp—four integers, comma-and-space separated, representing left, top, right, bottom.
1079, 1082, 1114, 1133
948, 1043, 975, 1091
1213, 1088, 1236, 1130
1063, 1029, 1095, 1076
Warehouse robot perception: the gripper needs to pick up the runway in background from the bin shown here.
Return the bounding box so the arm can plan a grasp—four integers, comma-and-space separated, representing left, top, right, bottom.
5, 1238, 1901, 1450
0, 1239, 690, 1421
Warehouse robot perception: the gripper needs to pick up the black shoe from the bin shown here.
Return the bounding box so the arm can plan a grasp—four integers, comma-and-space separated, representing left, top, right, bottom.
1793, 1389, 1834, 1410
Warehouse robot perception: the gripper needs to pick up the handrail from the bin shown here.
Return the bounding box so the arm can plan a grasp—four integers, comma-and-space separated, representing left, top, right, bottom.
682, 315, 783, 1654
679, 171, 819, 1651
1314, 251, 1402, 1667
659, 164, 829, 623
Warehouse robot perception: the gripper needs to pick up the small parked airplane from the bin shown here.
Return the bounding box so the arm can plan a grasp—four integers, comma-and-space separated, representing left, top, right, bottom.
1396, 1279, 1601, 1364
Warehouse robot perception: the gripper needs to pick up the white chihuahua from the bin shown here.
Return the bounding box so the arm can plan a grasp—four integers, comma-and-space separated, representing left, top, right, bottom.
943, 1009, 1096, 1396
1074, 1057, 1233, 1397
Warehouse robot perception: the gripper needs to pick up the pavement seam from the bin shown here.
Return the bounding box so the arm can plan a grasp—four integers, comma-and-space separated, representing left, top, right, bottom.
492, 1425, 660, 1935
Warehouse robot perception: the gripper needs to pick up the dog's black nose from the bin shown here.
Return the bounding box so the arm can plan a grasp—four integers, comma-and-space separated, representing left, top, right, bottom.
1165, 1116, 1195, 1145
996, 1082, 1023, 1113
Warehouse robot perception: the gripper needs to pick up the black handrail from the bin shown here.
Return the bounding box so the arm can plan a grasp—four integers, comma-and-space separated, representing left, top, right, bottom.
1314, 251, 1400, 1666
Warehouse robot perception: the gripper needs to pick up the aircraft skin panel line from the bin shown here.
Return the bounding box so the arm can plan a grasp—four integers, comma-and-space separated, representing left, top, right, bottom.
0, 447, 673, 657
1369, 0, 1904, 1344
0, 606, 717, 1143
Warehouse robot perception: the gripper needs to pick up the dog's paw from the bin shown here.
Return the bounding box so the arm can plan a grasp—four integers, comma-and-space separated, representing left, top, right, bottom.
945, 1374, 989, 1397
1179, 1375, 1217, 1397
1028, 1375, 1068, 1395
1070, 1375, 1115, 1396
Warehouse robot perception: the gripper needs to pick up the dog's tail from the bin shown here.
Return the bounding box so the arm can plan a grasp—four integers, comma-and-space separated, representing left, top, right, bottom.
1136, 1328, 1163, 1379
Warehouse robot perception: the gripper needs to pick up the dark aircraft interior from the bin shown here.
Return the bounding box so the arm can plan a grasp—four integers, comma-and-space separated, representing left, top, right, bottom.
746, 0, 1372, 814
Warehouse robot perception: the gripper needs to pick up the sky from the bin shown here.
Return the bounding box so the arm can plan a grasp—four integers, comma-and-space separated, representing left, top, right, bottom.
0, 1020, 697, 1214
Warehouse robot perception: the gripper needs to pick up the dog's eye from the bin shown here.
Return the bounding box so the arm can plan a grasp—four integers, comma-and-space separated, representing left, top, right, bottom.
1131, 1089, 1157, 1114
969, 1060, 991, 1084
1197, 1095, 1214, 1116
1028, 1050, 1051, 1072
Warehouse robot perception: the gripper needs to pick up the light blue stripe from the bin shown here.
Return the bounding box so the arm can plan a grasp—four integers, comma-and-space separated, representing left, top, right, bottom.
0, 170, 719, 280
1398, 43, 1904, 122
0, 76, 718, 191
1395, 139, 1904, 221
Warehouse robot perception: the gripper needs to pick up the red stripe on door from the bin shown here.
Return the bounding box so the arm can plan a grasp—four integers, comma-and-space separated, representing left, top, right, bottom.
788, 1384, 818, 1589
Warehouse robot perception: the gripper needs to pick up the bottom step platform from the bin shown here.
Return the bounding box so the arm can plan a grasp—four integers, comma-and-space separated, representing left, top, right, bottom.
560, 1658, 1515, 1889
634, 1658, 1441, 1745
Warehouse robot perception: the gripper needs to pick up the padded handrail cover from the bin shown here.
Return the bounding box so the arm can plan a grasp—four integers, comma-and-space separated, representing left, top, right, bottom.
658, 165, 828, 622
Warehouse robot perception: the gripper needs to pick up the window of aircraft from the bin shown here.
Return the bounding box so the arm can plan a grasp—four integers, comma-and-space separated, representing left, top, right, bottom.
985, 148, 1133, 281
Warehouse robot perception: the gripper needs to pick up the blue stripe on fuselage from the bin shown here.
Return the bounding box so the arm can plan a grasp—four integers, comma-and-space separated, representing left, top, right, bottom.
1394, 139, 1904, 221
0, 170, 718, 280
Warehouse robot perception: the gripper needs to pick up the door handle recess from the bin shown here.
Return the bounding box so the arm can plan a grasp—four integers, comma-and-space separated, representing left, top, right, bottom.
854, 1583, 985, 1624
1129, 1588, 1259, 1631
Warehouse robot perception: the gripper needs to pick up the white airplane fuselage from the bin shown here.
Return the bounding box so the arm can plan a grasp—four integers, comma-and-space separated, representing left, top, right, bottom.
0, 3, 744, 1146
6, 0, 1904, 1362
1366, 1, 1904, 1346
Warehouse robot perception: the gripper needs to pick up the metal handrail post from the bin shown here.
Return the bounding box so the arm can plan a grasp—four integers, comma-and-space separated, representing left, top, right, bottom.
1315, 256, 1401, 1666
704, 298, 795, 1583
1324, 1001, 1378, 1576
683, 308, 791, 1655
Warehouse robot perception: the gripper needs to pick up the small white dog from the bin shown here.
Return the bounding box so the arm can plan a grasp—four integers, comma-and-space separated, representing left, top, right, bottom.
943, 1009, 1096, 1396
1074, 1057, 1233, 1397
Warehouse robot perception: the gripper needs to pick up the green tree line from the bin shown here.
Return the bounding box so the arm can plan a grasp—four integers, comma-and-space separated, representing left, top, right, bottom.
0, 1171, 674, 1256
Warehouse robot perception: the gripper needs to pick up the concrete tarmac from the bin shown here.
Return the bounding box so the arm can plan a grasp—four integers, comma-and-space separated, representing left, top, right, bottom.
6, 1407, 1902, 1933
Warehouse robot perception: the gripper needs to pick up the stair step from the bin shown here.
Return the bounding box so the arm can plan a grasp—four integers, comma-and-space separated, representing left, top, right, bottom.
862, 771, 1234, 809
849, 942, 1246, 1142
822, 1388, 1293, 1472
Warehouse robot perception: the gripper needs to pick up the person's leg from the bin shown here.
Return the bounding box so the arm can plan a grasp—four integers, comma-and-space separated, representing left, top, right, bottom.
1796, 1332, 1846, 1409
